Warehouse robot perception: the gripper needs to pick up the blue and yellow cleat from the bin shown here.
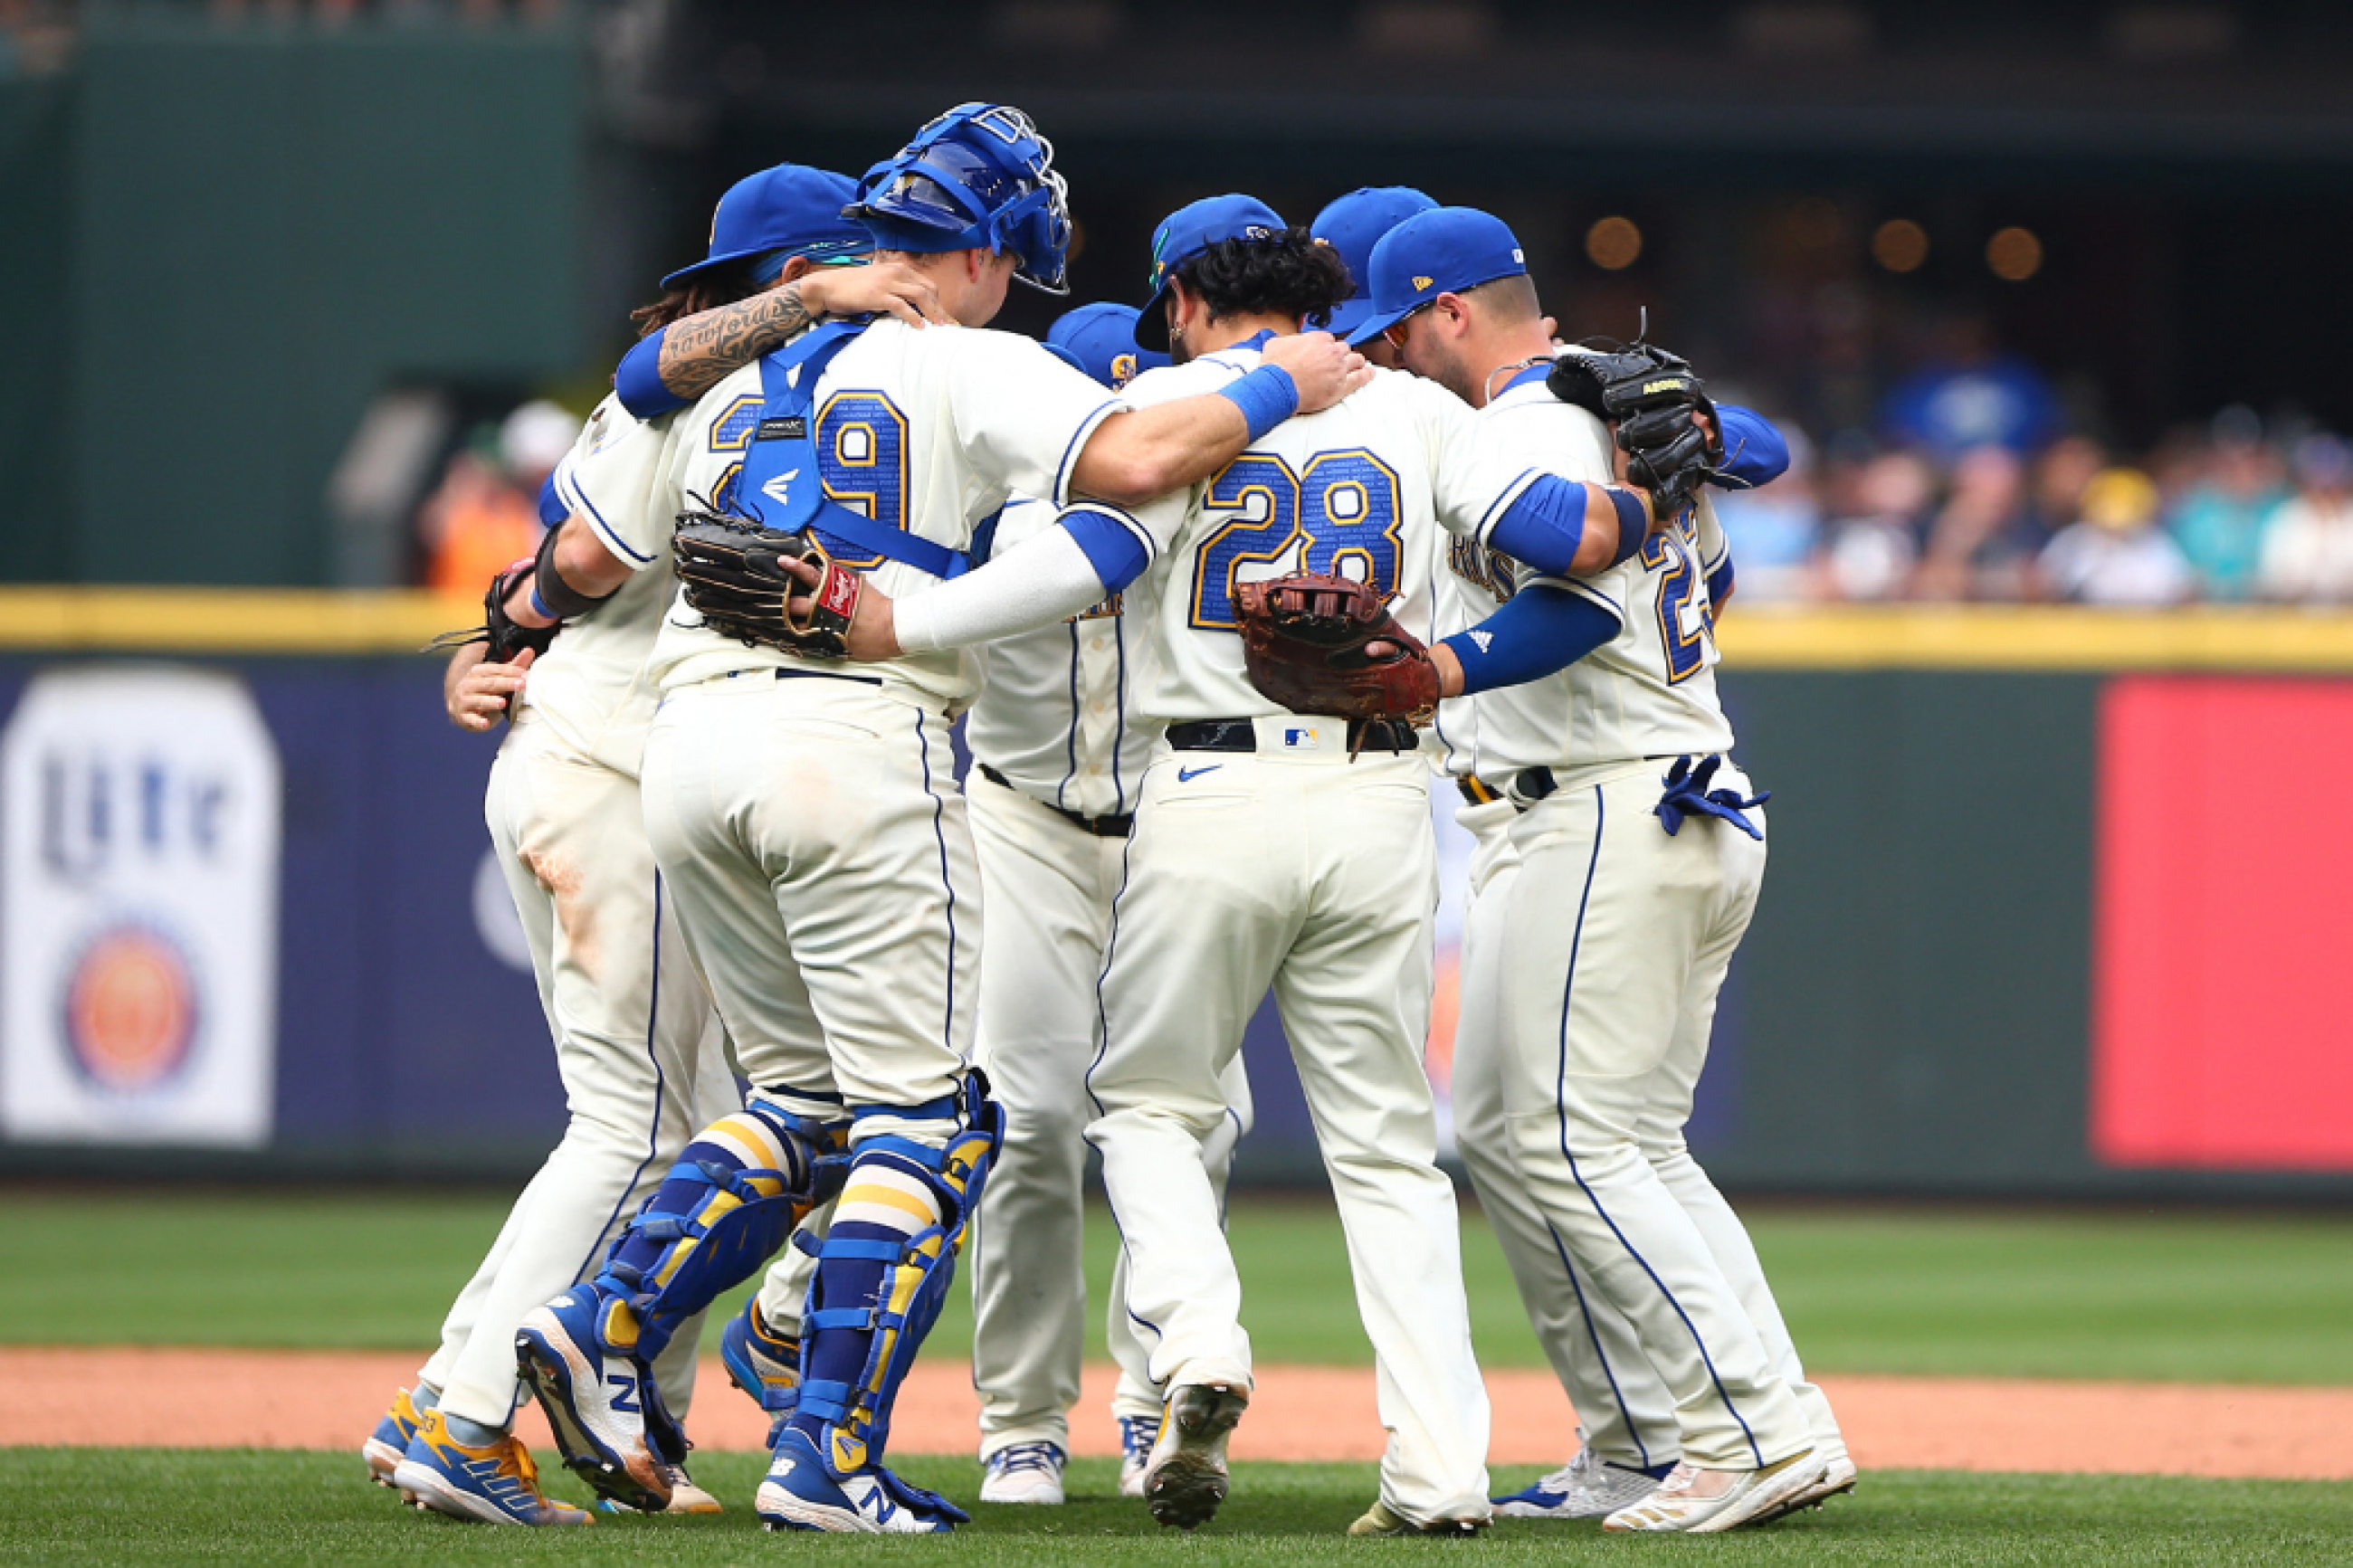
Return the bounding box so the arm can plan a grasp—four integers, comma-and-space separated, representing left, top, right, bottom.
755, 1427, 969, 1535
363, 1387, 426, 1487
1116, 1413, 1159, 1499
514, 1288, 671, 1513
389, 1409, 593, 1526
719, 1299, 800, 1441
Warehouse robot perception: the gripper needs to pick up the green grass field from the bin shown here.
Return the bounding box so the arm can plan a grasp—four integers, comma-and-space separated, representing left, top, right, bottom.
8, 1189, 2352, 1564
5, 1189, 2350, 1383
0, 1453, 2348, 1567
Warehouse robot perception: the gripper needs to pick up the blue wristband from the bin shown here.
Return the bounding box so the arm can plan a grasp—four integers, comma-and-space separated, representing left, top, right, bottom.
529, 584, 554, 621
1607, 489, 1650, 566
1217, 365, 1300, 442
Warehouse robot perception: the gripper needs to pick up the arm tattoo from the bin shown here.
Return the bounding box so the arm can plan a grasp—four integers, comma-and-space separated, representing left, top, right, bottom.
656, 283, 813, 399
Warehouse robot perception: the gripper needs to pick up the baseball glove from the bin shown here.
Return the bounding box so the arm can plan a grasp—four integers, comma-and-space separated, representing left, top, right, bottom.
672, 507, 862, 659
1235, 573, 1440, 725
1547, 341, 1724, 518
425, 556, 560, 663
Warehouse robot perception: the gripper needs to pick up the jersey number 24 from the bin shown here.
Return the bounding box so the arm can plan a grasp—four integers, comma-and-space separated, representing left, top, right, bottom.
1189, 450, 1404, 629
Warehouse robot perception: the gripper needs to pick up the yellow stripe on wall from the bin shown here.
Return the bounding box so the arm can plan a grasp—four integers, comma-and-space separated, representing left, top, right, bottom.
5, 589, 2353, 671
0, 588, 471, 655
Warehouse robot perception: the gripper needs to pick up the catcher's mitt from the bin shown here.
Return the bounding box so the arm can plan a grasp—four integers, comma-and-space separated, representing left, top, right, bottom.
1547, 340, 1725, 519
1235, 573, 1440, 725
424, 557, 560, 720
672, 508, 862, 659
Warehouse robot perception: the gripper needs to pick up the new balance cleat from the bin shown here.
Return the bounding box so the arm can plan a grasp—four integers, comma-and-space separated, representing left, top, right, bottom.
363, 1387, 426, 1487
1603, 1449, 1828, 1535
1348, 1500, 1490, 1537
1116, 1413, 1159, 1499
389, 1409, 593, 1526
1142, 1382, 1247, 1530
978, 1441, 1065, 1505
755, 1427, 970, 1534
719, 1298, 800, 1440
1494, 1441, 1666, 1519
514, 1289, 670, 1513
597, 1463, 723, 1515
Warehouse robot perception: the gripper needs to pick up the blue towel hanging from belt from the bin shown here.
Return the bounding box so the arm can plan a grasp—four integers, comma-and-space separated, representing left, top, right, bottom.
1655, 754, 1768, 840
735, 319, 976, 580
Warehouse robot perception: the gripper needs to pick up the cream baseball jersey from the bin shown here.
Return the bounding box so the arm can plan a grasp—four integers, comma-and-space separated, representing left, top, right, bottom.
511, 394, 681, 779
638, 318, 1128, 705
1091, 347, 1541, 727
964, 497, 1159, 819
1463, 375, 1735, 781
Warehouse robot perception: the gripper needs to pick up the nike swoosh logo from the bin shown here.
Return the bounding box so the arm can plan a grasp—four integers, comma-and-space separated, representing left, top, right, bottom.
1177, 765, 1222, 783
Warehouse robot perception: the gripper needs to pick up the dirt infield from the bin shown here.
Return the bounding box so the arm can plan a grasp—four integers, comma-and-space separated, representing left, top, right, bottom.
5, 1347, 2350, 1480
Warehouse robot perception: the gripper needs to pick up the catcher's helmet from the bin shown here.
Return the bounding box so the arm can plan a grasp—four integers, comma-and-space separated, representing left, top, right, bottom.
845, 103, 1072, 294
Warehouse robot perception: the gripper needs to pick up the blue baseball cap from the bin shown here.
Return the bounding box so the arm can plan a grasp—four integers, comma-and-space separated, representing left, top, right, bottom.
1043, 303, 1168, 390
1136, 194, 1287, 350
1310, 186, 1438, 341
1348, 205, 1529, 347
661, 164, 872, 290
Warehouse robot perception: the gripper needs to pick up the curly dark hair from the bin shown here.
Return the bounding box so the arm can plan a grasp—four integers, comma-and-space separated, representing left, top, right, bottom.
628, 261, 761, 338
1174, 225, 1353, 329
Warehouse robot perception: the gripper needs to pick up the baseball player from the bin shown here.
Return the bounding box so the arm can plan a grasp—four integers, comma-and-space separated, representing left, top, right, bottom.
1355, 206, 1851, 1531
372, 163, 939, 1528
795, 195, 1680, 1536
961, 303, 1255, 1507
505, 105, 1373, 1536
1310, 185, 1437, 367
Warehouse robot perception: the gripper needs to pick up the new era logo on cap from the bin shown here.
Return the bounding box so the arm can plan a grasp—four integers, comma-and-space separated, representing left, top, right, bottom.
1413, 275, 1434, 290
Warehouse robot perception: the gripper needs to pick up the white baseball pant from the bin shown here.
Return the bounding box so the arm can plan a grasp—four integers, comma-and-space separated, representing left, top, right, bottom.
962, 770, 1253, 1459
1493, 758, 1833, 1470
1088, 726, 1491, 1526
418, 713, 732, 1430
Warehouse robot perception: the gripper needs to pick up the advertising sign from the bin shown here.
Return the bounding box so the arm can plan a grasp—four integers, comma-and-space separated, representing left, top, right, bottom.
1, 667, 281, 1146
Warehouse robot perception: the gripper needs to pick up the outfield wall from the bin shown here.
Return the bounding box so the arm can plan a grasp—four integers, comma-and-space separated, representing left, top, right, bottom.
0, 594, 2348, 1201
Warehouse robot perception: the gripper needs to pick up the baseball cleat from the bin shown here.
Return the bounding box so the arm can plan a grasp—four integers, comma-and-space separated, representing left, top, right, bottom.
719, 1298, 800, 1440
514, 1290, 671, 1513
1744, 1450, 1859, 1526
1492, 1441, 1666, 1519
363, 1387, 427, 1487
755, 1427, 969, 1534
596, 1463, 723, 1515
1141, 1382, 1248, 1530
1602, 1449, 1827, 1535
389, 1409, 593, 1526
1347, 1499, 1489, 1537
1116, 1413, 1159, 1499
978, 1441, 1066, 1505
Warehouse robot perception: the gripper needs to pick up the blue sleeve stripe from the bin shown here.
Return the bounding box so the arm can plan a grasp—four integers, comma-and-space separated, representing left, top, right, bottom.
614, 330, 689, 421
558, 464, 653, 565
1052, 398, 1125, 508
1707, 557, 1735, 604
536, 472, 567, 527
1062, 507, 1150, 593
1561, 576, 1627, 622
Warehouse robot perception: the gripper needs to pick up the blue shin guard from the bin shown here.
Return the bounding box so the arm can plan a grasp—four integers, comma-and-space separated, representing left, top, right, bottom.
592, 1093, 849, 1361
794, 1077, 1005, 1478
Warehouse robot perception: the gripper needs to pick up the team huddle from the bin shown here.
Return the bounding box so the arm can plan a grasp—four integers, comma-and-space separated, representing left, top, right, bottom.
365, 100, 1852, 1537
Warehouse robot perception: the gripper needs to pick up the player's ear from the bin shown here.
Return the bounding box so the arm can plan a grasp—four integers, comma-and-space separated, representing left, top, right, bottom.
777, 255, 819, 287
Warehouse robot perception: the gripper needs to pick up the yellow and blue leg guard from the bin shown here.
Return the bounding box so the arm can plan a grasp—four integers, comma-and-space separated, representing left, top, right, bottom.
592, 1090, 850, 1363
791, 1075, 1005, 1478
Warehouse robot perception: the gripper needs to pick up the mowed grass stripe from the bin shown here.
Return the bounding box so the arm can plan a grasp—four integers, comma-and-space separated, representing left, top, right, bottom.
5, 1191, 2351, 1384
0, 1451, 2348, 1566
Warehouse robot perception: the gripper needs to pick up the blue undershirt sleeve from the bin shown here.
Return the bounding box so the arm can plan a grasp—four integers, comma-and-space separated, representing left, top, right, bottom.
1059, 507, 1150, 593
1707, 552, 1735, 607
1486, 474, 1588, 575
1713, 405, 1788, 489
614, 329, 690, 421
1439, 584, 1623, 694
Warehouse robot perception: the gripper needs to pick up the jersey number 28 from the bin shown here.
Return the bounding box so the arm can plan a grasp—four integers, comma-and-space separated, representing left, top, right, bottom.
1189, 450, 1404, 630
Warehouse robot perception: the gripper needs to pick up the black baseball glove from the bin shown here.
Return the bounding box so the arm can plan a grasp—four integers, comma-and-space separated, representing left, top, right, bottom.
1547, 341, 1725, 519
672, 508, 862, 659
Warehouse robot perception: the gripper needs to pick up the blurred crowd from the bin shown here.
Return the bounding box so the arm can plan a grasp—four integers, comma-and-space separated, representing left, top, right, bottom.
414, 401, 577, 593
1719, 356, 2353, 610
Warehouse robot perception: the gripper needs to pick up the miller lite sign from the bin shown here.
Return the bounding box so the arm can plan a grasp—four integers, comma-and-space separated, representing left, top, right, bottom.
2, 667, 281, 1146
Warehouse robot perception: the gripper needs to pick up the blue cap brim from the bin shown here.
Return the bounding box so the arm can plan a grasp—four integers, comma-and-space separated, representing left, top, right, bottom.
1324, 296, 1376, 340
1134, 281, 1176, 351
1347, 303, 1415, 349
659, 239, 872, 291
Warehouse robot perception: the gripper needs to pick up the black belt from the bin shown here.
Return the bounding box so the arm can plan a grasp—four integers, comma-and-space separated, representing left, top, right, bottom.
977, 764, 1131, 838
1167, 717, 1418, 755
1458, 767, 1556, 810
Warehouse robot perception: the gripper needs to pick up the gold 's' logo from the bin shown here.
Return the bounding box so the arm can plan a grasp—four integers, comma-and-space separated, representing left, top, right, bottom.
1111, 353, 1138, 387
